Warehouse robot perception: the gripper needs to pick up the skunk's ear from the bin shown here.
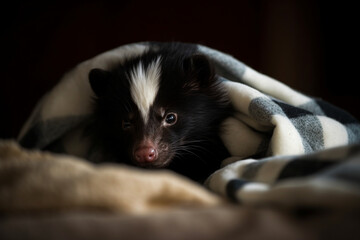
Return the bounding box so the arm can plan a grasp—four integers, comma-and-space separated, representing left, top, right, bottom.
183, 54, 215, 89
89, 68, 111, 97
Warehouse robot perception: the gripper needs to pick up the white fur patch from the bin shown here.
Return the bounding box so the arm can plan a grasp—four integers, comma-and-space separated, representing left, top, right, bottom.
130, 57, 162, 123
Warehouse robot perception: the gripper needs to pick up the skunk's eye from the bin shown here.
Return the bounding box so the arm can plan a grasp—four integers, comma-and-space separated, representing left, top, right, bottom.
122, 120, 132, 130
164, 113, 177, 126
122, 113, 135, 130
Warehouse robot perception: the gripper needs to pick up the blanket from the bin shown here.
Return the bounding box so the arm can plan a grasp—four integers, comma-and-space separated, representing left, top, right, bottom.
0, 140, 221, 214
14, 42, 360, 211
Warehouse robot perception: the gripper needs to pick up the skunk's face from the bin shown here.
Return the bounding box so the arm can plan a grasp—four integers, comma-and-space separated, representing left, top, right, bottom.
89, 53, 229, 169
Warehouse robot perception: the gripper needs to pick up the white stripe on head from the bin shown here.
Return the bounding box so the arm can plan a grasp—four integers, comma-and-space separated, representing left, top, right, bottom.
130, 57, 161, 123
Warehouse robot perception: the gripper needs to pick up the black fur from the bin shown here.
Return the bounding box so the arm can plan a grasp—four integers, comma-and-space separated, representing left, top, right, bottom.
88, 42, 232, 182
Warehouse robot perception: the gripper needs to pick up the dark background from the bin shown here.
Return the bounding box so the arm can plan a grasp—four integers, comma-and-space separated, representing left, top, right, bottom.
1, 0, 359, 139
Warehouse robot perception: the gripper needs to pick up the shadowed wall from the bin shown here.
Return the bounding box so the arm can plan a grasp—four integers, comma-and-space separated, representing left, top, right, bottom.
2, 0, 359, 139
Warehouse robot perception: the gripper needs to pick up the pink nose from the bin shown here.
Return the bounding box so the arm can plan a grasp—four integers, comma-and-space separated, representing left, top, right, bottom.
134, 146, 157, 163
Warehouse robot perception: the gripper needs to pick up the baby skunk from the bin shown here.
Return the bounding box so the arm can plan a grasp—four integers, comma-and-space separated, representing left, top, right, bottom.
88, 42, 232, 182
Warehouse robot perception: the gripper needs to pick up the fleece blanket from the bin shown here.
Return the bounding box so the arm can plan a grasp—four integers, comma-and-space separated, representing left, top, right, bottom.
15, 42, 360, 210
0, 140, 221, 214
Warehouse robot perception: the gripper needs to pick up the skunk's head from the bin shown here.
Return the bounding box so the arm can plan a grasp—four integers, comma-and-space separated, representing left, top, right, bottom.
89, 52, 230, 169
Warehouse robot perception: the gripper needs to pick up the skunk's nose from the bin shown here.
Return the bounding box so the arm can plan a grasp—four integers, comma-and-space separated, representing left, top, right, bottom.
134, 145, 158, 163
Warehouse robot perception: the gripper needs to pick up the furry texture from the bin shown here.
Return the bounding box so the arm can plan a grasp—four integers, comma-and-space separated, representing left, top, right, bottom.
88, 43, 232, 182
0, 140, 221, 214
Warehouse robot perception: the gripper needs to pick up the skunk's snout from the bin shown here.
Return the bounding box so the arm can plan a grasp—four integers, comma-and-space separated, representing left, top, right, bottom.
134, 142, 158, 163
132, 140, 171, 168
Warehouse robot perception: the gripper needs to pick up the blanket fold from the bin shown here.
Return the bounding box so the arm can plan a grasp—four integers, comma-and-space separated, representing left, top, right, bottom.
14, 42, 360, 210
0, 141, 221, 214
206, 144, 360, 208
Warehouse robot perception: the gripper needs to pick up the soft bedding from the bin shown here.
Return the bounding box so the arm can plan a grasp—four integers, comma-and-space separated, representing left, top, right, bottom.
0, 141, 221, 214
1, 42, 360, 239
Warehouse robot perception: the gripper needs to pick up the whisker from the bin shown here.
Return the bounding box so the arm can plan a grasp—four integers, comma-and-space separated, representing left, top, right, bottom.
172, 145, 209, 165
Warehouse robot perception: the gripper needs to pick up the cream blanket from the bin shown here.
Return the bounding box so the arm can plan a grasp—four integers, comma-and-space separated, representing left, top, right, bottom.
0, 141, 221, 214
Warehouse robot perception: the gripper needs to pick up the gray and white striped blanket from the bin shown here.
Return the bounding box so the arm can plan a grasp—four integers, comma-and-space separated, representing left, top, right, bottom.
18, 42, 360, 208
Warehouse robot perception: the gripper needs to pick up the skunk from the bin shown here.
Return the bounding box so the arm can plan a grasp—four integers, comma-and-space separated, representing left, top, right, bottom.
88, 42, 232, 182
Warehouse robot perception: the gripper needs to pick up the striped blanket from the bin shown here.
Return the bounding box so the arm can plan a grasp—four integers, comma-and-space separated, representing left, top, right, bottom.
17, 42, 360, 209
